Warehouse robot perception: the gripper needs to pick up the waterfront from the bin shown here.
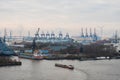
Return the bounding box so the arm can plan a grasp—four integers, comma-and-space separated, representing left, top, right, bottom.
0, 59, 120, 80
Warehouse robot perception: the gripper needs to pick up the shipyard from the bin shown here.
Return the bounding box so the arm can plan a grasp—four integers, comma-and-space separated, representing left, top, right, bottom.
0, 27, 120, 61
0, 0, 120, 80
0, 26, 120, 80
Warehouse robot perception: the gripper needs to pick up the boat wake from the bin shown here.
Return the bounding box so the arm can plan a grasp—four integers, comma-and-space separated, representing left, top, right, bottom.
74, 68, 89, 80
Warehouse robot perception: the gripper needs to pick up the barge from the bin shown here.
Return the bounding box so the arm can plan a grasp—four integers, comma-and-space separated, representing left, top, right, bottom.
55, 63, 74, 70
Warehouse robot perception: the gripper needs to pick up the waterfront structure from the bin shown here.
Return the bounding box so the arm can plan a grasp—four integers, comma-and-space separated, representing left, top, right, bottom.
72, 28, 100, 45
2, 28, 73, 44
23, 31, 73, 44
0, 37, 15, 56
110, 30, 120, 43
109, 30, 120, 53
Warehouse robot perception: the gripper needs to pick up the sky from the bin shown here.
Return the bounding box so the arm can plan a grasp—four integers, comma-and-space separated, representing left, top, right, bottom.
0, 0, 120, 37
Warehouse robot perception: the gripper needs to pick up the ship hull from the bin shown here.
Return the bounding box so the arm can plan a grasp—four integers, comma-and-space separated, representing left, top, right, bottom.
19, 54, 43, 60
55, 63, 74, 70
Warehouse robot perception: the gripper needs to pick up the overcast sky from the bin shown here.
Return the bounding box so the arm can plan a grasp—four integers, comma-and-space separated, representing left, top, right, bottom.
0, 0, 120, 37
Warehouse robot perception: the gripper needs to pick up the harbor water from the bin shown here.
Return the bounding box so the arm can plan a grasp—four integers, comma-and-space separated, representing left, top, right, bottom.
0, 59, 120, 80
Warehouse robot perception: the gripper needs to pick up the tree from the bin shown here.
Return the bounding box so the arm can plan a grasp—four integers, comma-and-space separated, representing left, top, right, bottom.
83, 43, 117, 57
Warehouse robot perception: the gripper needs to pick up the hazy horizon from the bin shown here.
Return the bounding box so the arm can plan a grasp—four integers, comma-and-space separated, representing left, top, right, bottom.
0, 0, 120, 37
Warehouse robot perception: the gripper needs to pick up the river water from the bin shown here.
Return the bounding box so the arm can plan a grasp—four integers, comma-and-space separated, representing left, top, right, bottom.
0, 59, 120, 80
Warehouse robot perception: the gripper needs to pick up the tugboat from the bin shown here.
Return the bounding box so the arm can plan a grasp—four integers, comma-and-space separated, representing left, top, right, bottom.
55, 63, 74, 70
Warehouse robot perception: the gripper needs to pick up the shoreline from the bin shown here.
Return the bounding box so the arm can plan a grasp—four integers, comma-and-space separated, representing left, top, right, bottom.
0, 62, 22, 67
19, 55, 120, 61
0, 56, 22, 67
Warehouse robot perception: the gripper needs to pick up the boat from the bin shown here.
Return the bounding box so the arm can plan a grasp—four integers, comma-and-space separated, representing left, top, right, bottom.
55, 63, 74, 70
19, 49, 43, 60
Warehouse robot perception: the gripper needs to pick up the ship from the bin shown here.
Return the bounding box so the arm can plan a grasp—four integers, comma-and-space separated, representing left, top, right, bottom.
55, 63, 74, 70
19, 49, 43, 60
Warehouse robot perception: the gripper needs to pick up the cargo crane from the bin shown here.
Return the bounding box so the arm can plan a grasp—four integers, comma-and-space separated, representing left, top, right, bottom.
32, 28, 40, 52
19, 28, 43, 60
35, 28, 40, 39
3, 28, 7, 43
81, 28, 84, 37
90, 28, 92, 37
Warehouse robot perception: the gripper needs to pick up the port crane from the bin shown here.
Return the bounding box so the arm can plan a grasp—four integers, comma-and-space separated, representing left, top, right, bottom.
32, 28, 40, 52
